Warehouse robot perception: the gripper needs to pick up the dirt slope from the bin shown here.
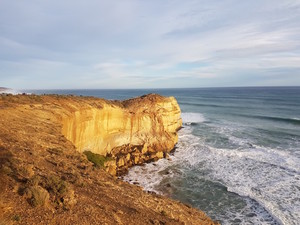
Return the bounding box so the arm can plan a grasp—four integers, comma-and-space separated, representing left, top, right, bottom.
0, 94, 219, 225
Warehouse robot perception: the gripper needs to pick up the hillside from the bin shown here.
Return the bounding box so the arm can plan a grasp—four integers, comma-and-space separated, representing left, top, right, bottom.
0, 94, 218, 225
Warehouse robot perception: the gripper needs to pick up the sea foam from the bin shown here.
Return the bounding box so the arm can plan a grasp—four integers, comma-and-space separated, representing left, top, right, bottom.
181, 112, 206, 125
123, 120, 299, 224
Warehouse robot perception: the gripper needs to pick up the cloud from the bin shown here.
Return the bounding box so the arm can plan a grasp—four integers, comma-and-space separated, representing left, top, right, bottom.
0, 0, 300, 88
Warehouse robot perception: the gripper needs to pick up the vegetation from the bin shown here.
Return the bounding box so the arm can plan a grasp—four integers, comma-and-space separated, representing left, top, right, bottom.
12, 214, 21, 222
83, 151, 112, 168
22, 174, 75, 209
45, 175, 68, 197
160, 210, 167, 216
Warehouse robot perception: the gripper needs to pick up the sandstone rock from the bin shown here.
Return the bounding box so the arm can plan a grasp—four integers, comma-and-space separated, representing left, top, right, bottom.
134, 156, 140, 164
62, 189, 77, 210
105, 160, 117, 176
147, 146, 156, 153
117, 158, 125, 167
61, 94, 182, 157
61, 94, 182, 174
126, 153, 131, 161
141, 144, 148, 154
156, 151, 164, 159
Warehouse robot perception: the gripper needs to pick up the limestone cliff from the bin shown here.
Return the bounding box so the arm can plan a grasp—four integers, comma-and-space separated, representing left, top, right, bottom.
0, 93, 218, 225
61, 94, 182, 175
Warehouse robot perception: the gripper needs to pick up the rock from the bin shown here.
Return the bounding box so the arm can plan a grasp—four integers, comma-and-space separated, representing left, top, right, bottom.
60, 94, 182, 174
147, 146, 156, 153
134, 156, 140, 164
24, 185, 50, 207
105, 160, 117, 176
117, 158, 125, 167
165, 153, 170, 160
61, 94, 182, 158
126, 153, 131, 161
62, 189, 77, 210
141, 143, 148, 154
156, 151, 164, 159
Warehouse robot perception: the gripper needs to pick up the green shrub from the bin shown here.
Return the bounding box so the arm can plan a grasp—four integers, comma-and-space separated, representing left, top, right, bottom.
44, 175, 75, 208
12, 214, 21, 222
160, 210, 167, 216
46, 175, 67, 196
83, 151, 111, 168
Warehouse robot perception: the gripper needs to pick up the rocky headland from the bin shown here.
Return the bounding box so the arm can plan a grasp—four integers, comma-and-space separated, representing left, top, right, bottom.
0, 87, 12, 94
0, 93, 218, 224
61, 94, 182, 175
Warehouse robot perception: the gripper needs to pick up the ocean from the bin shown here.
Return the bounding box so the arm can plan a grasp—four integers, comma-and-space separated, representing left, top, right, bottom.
27, 87, 300, 225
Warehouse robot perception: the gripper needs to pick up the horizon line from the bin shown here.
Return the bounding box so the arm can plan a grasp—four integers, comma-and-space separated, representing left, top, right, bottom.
20, 85, 300, 91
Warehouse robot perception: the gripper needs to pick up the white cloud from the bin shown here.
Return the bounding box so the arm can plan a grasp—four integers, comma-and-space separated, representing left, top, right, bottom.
0, 0, 300, 88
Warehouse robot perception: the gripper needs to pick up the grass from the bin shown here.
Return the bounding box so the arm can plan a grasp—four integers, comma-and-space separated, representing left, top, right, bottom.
160, 210, 167, 216
83, 151, 112, 168
46, 175, 68, 196
12, 214, 21, 222
24, 175, 68, 207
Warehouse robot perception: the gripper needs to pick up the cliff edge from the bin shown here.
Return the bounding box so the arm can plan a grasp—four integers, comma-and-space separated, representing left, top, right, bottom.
61, 94, 182, 175
0, 94, 218, 225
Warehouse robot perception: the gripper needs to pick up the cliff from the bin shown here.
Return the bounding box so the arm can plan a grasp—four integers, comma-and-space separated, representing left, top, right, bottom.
0, 94, 218, 225
61, 94, 182, 175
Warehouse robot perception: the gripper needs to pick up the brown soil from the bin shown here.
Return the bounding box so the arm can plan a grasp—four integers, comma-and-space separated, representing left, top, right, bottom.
0, 94, 219, 225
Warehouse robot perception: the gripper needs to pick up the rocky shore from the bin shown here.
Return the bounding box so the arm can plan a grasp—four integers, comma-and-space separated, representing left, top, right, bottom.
0, 93, 219, 224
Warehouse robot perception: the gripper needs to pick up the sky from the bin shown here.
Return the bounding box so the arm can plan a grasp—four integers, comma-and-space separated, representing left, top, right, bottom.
0, 0, 300, 89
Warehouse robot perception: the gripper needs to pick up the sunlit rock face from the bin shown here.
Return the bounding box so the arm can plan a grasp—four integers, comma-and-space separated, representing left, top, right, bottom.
61, 94, 182, 175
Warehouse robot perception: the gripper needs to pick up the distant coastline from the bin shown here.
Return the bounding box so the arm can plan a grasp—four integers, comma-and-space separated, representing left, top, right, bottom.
0, 87, 10, 92
0, 87, 20, 94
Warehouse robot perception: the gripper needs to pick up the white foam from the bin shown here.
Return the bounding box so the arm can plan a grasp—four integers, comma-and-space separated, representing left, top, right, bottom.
122, 128, 198, 193
123, 122, 300, 224
181, 112, 206, 125
123, 159, 173, 194
194, 145, 300, 225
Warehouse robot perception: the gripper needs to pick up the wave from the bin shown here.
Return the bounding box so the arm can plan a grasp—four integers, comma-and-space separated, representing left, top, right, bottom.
232, 113, 300, 125
181, 112, 206, 125
180, 102, 224, 108
180, 101, 261, 110
188, 144, 299, 224
253, 115, 300, 125
124, 126, 299, 224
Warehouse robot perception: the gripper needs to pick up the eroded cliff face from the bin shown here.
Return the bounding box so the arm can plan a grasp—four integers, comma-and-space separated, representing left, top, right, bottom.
61, 94, 182, 175
0, 94, 219, 225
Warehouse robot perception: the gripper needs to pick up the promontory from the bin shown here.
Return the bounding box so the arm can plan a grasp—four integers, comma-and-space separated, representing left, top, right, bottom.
0, 93, 218, 224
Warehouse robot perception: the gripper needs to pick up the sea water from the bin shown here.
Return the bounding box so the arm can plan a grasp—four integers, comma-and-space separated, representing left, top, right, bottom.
28, 87, 300, 225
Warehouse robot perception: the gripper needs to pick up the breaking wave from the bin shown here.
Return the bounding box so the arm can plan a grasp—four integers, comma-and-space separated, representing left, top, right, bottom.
124, 121, 299, 224
181, 112, 206, 125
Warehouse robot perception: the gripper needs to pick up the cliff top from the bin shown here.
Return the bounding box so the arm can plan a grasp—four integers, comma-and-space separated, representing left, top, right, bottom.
0, 94, 218, 225
0, 93, 169, 107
